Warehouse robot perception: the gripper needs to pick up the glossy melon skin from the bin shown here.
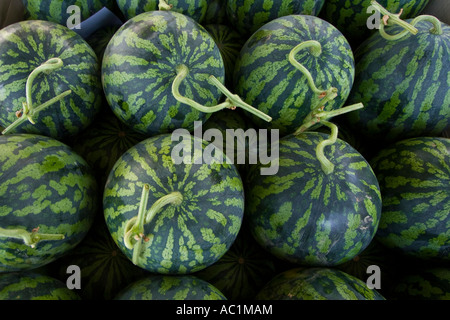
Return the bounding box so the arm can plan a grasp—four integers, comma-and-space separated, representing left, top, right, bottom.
245, 131, 382, 267
103, 133, 245, 274
101, 10, 225, 136
0, 20, 102, 140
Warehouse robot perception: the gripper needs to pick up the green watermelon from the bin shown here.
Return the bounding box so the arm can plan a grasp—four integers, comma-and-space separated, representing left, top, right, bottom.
0, 20, 102, 140
369, 137, 450, 261
101, 10, 224, 136
194, 222, 279, 300
255, 267, 385, 300
233, 14, 355, 137
245, 128, 382, 267
0, 271, 81, 300
0, 134, 98, 272
51, 216, 148, 300
116, 0, 208, 22
21, 0, 116, 26
388, 267, 450, 300
103, 133, 245, 274
319, 0, 430, 48
226, 0, 326, 37
342, 16, 450, 144
69, 108, 147, 188
203, 0, 228, 25
204, 24, 246, 89
114, 274, 227, 300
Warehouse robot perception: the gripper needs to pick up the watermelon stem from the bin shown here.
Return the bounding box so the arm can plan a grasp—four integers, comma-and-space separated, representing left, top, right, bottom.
158, 0, 173, 11
1, 58, 72, 135
410, 15, 443, 35
124, 184, 183, 265
315, 120, 338, 175
370, 1, 419, 40
172, 64, 272, 122
0, 226, 65, 248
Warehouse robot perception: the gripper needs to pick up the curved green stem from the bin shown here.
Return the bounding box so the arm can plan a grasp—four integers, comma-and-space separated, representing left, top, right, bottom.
371, 0, 418, 40
294, 102, 364, 135
315, 120, 338, 175
0, 226, 64, 248
172, 64, 272, 122
1, 58, 72, 135
410, 14, 443, 35
124, 184, 183, 265
158, 0, 173, 10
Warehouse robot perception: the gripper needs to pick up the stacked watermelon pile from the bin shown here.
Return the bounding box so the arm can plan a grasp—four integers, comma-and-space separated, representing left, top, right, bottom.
0, 0, 448, 301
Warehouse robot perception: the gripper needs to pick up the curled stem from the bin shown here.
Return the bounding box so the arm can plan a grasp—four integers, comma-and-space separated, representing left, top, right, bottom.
2, 57, 72, 135
171, 64, 272, 122
371, 0, 418, 40
124, 184, 183, 265
315, 120, 338, 175
158, 0, 173, 10
0, 226, 64, 248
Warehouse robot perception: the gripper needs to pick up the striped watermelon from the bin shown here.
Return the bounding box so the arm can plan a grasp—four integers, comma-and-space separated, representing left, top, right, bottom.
369, 137, 450, 261
204, 24, 246, 89
194, 222, 279, 300
116, 0, 208, 22
255, 267, 385, 300
101, 10, 224, 136
0, 134, 98, 272
0, 271, 81, 300
226, 0, 326, 37
342, 16, 450, 144
51, 216, 148, 300
114, 274, 227, 300
388, 267, 450, 300
69, 108, 147, 188
21, 0, 116, 25
319, 0, 430, 48
203, 0, 228, 25
233, 14, 355, 137
245, 130, 382, 266
0, 20, 102, 140
103, 133, 245, 274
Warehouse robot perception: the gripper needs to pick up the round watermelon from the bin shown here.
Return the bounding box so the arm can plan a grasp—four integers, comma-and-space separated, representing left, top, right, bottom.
369, 137, 450, 261
245, 130, 382, 267
116, 0, 208, 22
342, 16, 450, 144
101, 10, 225, 136
255, 267, 385, 300
0, 271, 81, 300
114, 274, 227, 300
0, 133, 98, 272
226, 0, 326, 37
103, 133, 245, 274
233, 14, 355, 137
0, 20, 102, 140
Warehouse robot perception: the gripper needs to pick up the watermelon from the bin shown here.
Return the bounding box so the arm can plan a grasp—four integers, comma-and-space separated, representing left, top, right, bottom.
194, 222, 279, 300
21, 0, 116, 26
255, 267, 385, 300
319, 0, 430, 48
369, 137, 450, 261
103, 133, 245, 274
226, 0, 326, 38
203, 0, 228, 26
114, 274, 227, 300
116, 0, 208, 22
204, 24, 246, 89
0, 271, 81, 300
245, 125, 382, 266
233, 14, 355, 137
342, 15, 450, 144
0, 134, 98, 272
69, 108, 147, 189
388, 267, 450, 300
51, 216, 148, 300
0, 20, 102, 140
101, 10, 224, 136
